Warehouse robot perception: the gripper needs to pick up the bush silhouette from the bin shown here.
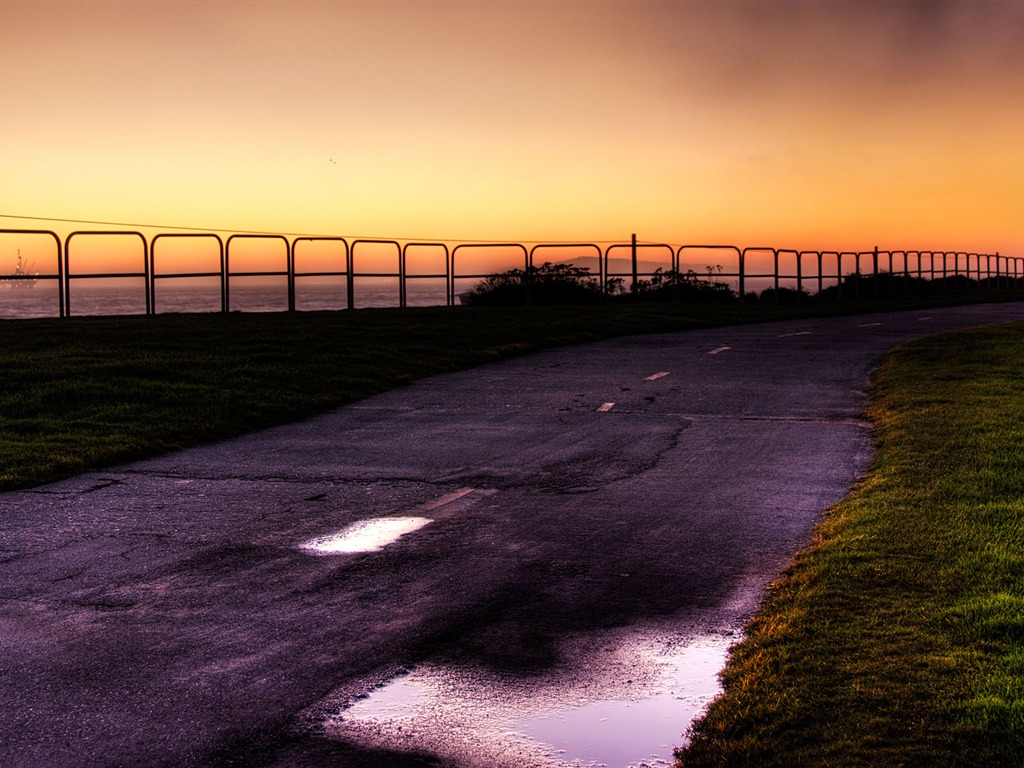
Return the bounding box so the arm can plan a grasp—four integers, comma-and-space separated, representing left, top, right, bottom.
462, 264, 737, 306
460, 262, 602, 306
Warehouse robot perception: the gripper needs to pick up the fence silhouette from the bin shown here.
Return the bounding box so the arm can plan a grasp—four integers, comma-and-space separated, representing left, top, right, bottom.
1, 227, 1019, 318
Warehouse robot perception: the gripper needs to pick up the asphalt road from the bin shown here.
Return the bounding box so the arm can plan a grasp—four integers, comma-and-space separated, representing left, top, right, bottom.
3, 302, 1024, 768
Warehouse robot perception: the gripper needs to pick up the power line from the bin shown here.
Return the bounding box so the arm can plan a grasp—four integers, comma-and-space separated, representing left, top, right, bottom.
0, 213, 635, 246
0, 212, 367, 240
4, 213, 986, 255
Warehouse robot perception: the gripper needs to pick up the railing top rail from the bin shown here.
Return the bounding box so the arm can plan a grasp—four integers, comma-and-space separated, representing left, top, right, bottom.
452, 242, 529, 252
0, 228, 62, 242
604, 242, 673, 250
225, 234, 289, 254
65, 229, 147, 239
293, 236, 349, 244
676, 244, 741, 250
152, 232, 225, 244
351, 238, 401, 248
401, 241, 449, 251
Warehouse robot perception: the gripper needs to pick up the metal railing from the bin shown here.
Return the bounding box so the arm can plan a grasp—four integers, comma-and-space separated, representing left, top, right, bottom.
0, 227, 1019, 318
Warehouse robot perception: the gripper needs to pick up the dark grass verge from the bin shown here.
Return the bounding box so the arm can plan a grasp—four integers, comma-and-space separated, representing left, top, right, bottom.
676, 320, 1024, 767
0, 291, 1020, 492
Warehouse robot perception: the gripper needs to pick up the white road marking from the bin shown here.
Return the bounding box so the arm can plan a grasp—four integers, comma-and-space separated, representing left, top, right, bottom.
858, 322, 882, 327
778, 331, 812, 338
644, 371, 671, 381
418, 487, 478, 512
918, 316, 934, 321
708, 346, 732, 355
596, 402, 616, 412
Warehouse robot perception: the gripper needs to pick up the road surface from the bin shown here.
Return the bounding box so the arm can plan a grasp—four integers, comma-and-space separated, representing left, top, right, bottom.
2, 302, 1023, 767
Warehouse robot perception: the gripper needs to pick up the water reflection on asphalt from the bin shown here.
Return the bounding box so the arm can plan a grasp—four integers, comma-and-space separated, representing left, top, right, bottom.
320, 629, 734, 768
515, 636, 731, 767
301, 517, 433, 554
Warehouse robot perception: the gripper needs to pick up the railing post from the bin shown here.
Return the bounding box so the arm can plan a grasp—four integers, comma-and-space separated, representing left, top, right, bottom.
223, 243, 231, 311
287, 239, 296, 312
872, 246, 880, 298
836, 252, 843, 301
399, 246, 407, 308
144, 233, 153, 315
773, 250, 780, 298
738, 250, 745, 301
347, 250, 355, 309
631, 233, 638, 293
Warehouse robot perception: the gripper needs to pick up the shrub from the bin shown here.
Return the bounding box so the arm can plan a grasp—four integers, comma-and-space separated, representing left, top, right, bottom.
459, 262, 603, 306
462, 264, 737, 306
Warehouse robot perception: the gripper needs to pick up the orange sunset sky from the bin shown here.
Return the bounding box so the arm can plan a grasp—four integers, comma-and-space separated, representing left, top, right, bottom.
2, 0, 1022, 256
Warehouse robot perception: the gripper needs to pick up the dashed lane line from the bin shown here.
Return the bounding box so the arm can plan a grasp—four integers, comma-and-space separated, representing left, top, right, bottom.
778, 331, 812, 338
418, 487, 480, 512
644, 371, 671, 381
596, 402, 616, 413
708, 346, 732, 355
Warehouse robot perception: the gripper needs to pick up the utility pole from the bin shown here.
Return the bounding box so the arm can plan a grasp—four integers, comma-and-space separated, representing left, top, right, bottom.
631, 233, 638, 293
873, 245, 880, 299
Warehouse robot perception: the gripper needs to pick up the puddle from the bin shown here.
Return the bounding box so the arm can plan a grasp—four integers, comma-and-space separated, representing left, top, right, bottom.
319, 630, 734, 768
344, 671, 428, 720
301, 516, 432, 554
514, 637, 730, 767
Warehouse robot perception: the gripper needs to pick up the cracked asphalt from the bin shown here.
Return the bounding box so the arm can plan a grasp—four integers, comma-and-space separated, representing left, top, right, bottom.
2, 302, 1023, 768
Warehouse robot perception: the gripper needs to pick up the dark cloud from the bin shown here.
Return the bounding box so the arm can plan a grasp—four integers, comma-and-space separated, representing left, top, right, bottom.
605, 0, 1024, 110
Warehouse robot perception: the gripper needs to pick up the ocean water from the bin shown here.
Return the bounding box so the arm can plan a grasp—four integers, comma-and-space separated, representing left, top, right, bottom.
0, 271, 814, 320
0, 279, 452, 320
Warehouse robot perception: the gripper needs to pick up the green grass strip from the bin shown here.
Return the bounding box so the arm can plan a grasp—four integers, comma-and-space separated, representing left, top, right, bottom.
677, 320, 1024, 767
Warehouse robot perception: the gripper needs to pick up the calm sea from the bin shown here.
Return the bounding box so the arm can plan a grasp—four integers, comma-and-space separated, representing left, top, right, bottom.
0, 279, 459, 320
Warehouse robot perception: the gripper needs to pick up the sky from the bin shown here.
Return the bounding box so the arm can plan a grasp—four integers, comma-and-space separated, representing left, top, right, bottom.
2, 0, 1022, 258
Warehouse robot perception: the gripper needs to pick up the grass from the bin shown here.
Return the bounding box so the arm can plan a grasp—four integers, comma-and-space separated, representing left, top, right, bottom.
676, 320, 1024, 767
0, 293, 1020, 492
